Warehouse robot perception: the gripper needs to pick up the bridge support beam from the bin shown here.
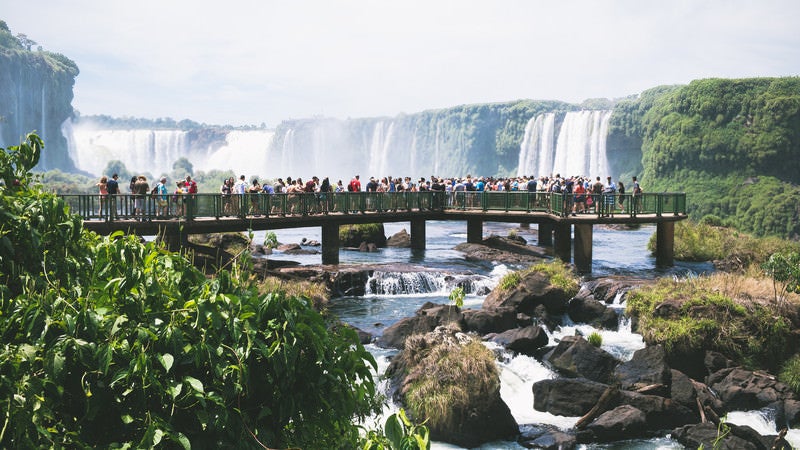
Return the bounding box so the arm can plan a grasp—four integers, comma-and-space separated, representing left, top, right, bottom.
574, 224, 593, 273
467, 218, 483, 244
553, 223, 572, 263
538, 223, 553, 246
321, 223, 340, 265
410, 218, 426, 249
655, 221, 675, 267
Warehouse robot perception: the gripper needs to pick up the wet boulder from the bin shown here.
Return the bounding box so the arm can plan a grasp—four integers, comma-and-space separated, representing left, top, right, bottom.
707, 367, 797, 412
532, 377, 610, 417
567, 296, 619, 330
545, 336, 620, 383
581, 405, 647, 442
613, 345, 671, 392
376, 302, 463, 349
672, 422, 778, 450
386, 228, 411, 247
488, 325, 549, 356
462, 306, 517, 335
483, 270, 572, 316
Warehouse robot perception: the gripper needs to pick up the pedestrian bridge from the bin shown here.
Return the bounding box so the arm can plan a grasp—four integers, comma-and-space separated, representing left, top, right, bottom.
60, 191, 688, 272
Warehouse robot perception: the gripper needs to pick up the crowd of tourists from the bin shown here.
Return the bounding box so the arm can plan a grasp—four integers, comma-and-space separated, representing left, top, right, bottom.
93, 171, 643, 219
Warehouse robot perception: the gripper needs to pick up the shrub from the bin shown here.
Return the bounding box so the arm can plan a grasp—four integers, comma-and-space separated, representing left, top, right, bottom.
0, 134, 382, 448
587, 332, 603, 347
779, 355, 800, 395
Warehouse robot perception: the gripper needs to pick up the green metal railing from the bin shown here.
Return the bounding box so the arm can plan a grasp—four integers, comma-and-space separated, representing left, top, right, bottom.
58, 191, 687, 222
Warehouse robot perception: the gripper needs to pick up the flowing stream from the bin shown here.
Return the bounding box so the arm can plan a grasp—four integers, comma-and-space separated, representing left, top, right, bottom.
251, 222, 798, 449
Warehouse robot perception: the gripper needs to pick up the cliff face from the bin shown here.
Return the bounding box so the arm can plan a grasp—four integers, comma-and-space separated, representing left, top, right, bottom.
0, 40, 78, 171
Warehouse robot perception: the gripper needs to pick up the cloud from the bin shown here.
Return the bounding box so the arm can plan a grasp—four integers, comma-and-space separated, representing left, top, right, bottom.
3, 0, 800, 126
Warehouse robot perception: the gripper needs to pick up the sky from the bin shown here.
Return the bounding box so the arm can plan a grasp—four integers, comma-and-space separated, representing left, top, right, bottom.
3, 0, 800, 127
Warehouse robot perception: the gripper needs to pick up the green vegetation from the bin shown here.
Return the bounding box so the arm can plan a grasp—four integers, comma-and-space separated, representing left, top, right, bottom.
779, 355, 800, 395
263, 231, 279, 249
1, 134, 382, 448
587, 332, 603, 348
616, 77, 800, 240
761, 251, 800, 309
362, 409, 431, 450
405, 339, 498, 436
448, 286, 465, 308
530, 260, 580, 296
626, 277, 793, 372
649, 219, 800, 264
497, 261, 579, 296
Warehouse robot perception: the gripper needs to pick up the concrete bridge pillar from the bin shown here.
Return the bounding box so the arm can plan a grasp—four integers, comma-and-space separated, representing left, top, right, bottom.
553, 223, 572, 263
538, 223, 553, 246
574, 224, 593, 273
467, 218, 483, 243
321, 223, 340, 265
655, 221, 675, 267
410, 218, 426, 249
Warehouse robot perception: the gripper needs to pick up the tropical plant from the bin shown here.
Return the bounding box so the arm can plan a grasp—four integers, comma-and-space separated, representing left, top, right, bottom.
448, 286, 465, 308
361, 409, 430, 450
779, 355, 800, 395
761, 251, 800, 309
263, 231, 279, 249
0, 133, 382, 448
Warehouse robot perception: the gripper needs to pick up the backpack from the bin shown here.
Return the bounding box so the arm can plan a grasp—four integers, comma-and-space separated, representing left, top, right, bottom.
151, 185, 160, 196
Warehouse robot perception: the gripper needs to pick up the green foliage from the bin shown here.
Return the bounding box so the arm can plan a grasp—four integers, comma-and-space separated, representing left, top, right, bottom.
650, 219, 800, 265
263, 231, 279, 249
626, 278, 792, 371
761, 251, 800, 309
498, 271, 521, 291
587, 332, 603, 348
448, 286, 465, 308
361, 409, 430, 450
530, 261, 580, 297
172, 157, 194, 177
0, 134, 382, 448
779, 355, 800, 395
405, 339, 498, 435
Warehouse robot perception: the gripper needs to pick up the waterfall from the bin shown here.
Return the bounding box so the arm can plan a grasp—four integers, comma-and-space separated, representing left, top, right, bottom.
364, 271, 495, 296
516, 110, 612, 179
367, 121, 392, 177
40, 86, 46, 143
199, 130, 274, 177
517, 113, 556, 176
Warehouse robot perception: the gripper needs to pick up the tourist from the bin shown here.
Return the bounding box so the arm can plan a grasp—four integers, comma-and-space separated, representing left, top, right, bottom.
249, 178, 262, 215
96, 175, 108, 217
220, 178, 233, 215
573, 180, 586, 215
133, 175, 149, 220
155, 176, 169, 217
617, 180, 626, 212
106, 173, 119, 218
184, 175, 198, 217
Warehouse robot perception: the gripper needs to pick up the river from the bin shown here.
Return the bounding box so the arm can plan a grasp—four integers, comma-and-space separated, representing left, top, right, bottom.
251, 221, 799, 449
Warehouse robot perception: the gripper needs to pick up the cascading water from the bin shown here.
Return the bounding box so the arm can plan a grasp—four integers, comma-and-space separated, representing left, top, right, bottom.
517, 110, 612, 179
364, 270, 497, 296
197, 129, 274, 176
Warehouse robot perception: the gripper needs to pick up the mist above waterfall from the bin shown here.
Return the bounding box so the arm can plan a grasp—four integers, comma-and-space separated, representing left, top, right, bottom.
63, 102, 616, 183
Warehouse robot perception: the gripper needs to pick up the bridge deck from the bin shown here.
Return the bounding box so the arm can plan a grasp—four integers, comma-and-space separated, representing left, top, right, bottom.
63, 191, 687, 235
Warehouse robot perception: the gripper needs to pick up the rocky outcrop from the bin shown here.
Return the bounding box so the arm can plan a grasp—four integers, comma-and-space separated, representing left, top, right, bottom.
545, 336, 619, 383
672, 422, 781, 450
461, 306, 518, 335
376, 302, 463, 349
706, 367, 797, 412
385, 326, 519, 447
488, 325, 549, 356
386, 229, 411, 247
454, 235, 547, 265
613, 345, 671, 392
340, 223, 387, 248
0, 38, 78, 171
483, 270, 572, 317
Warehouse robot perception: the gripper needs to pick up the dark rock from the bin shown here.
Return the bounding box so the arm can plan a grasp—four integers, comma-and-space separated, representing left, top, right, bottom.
376, 303, 463, 349
519, 425, 577, 449
583, 405, 647, 442
670, 369, 697, 408
358, 241, 379, 252
785, 399, 800, 427
567, 296, 619, 329
618, 390, 696, 429
707, 367, 797, 412
277, 243, 301, 252
385, 326, 518, 447
489, 325, 549, 356
532, 377, 609, 417
546, 336, 620, 383
462, 307, 517, 335
453, 235, 547, 265
483, 271, 572, 317
387, 228, 412, 247
613, 345, 671, 392
672, 422, 777, 450
340, 223, 387, 247
705, 350, 736, 374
